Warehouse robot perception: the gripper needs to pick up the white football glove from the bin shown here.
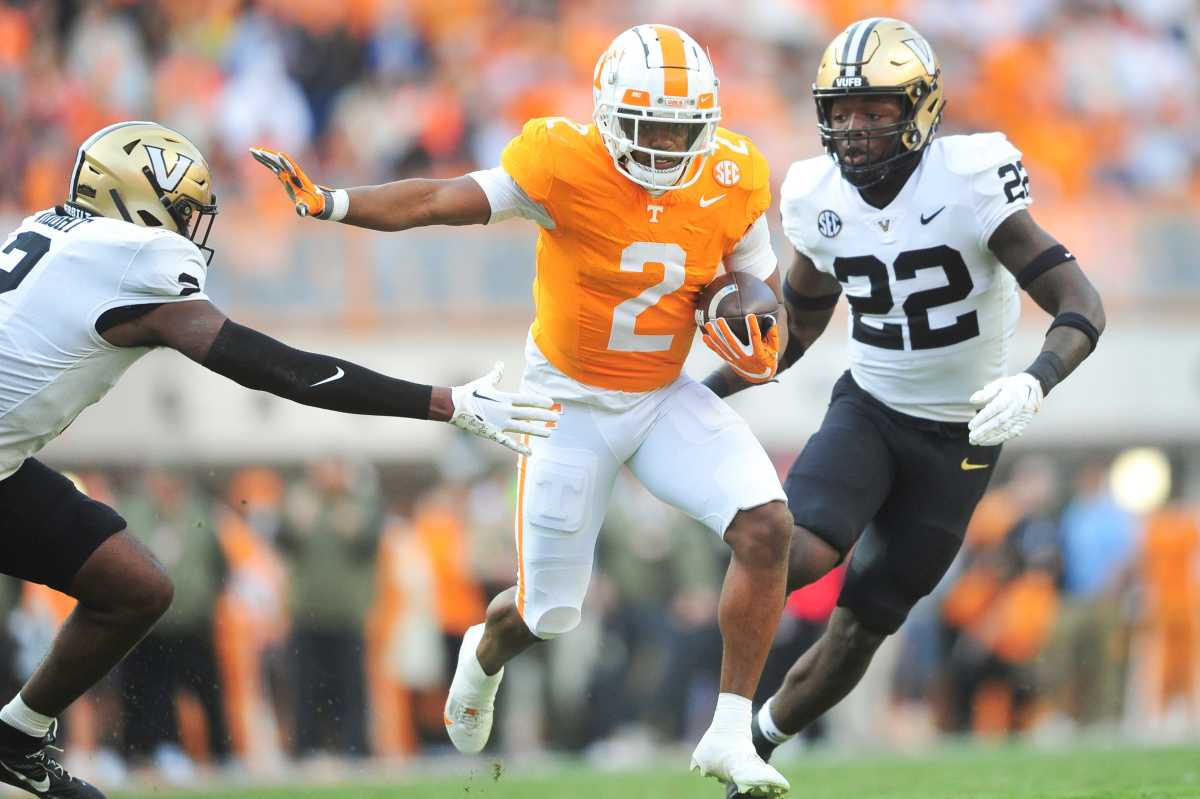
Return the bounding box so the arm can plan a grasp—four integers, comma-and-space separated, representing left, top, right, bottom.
450, 362, 559, 456
968, 372, 1043, 446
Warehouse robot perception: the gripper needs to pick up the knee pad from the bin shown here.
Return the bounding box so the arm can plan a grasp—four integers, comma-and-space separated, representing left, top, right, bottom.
838, 523, 961, 636
526, 606, 580, 640
518, 447, 602, 641
524, 447, 597, 536
837, 527, 910, 636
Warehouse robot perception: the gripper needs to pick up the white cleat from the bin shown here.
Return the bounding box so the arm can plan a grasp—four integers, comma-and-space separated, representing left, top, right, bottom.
443, 623, 503, 754
690, 728, 790, 797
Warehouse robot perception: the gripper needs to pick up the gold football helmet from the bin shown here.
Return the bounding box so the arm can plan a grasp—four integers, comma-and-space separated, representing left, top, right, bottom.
68, 121, 218, 261
813, 18, 944, 187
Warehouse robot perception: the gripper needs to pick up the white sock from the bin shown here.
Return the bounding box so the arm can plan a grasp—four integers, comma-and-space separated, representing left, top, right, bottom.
0, 694, 53, 738
757, 697, 794, 745
457, 624, 503, 700
710, 692, 753, 733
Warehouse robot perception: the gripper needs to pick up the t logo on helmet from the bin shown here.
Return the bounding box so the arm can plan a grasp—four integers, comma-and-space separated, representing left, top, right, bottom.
143, 145, 194, 193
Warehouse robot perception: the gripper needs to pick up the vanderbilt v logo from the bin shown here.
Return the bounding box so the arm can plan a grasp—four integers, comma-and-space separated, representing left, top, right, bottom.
143, 145, 194, 192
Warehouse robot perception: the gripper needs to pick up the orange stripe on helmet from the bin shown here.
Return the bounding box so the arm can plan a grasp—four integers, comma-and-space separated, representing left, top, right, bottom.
654, 25, 689, 97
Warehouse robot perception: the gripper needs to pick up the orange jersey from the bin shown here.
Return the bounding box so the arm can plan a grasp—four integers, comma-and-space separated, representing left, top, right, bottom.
501, 117, 771, 393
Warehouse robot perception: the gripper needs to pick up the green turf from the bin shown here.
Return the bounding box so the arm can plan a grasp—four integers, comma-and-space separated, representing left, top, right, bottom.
114, 744, 1200, 799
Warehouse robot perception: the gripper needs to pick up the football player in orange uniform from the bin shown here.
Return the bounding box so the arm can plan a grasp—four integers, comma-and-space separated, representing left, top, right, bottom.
253, 25, 792, 796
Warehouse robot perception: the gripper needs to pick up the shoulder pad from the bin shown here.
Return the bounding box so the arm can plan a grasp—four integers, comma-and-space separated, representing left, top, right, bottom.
939, 133, 1023, 177
531, 116, 592, 146
711, 128, 768, 191
779, 155, 837, 205
503, 117, 592, 203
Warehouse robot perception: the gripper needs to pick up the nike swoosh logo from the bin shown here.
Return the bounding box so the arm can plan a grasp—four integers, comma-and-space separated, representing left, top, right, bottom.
961, 458, 990, 471
2, 762, 50, 793
472, 389, 499, 403
310, 366, 344, 387
920, 206, 946, 225
699, 194, 726, 208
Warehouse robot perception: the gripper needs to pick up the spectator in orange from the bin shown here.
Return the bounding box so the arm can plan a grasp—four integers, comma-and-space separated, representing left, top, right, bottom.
1126, 504, 1200, 733
214, 468, 290, 771
942, 457, 1061, 737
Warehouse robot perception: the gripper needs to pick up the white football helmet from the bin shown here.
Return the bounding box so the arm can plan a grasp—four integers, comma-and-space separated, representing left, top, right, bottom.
593, 24, 721, 192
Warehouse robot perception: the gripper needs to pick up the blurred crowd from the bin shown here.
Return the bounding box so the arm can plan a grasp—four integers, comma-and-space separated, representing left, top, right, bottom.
1, 442, 1197, 786
0, 0, 1198, 323
0, 0, 1198, 787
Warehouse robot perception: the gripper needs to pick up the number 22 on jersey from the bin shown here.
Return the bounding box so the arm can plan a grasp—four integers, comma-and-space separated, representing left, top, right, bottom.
607, 242, 686, 353
835, 245, 979, 351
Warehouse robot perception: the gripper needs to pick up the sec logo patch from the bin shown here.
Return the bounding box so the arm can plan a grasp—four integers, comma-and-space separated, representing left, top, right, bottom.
817, 209, 842, 238
712, 159, 740, 187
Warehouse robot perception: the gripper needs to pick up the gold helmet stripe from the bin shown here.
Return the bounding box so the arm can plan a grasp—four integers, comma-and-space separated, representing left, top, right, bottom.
842, 17, 884, 78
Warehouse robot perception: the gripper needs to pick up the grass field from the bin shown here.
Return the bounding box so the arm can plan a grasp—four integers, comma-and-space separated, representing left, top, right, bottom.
113, 744, 1200, 799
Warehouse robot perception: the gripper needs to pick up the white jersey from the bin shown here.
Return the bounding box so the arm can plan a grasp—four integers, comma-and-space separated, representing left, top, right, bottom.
781, 133, 1031, 422
0, 207, 209, 479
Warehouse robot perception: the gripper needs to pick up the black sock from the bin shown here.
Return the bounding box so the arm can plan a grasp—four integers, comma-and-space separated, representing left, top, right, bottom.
0, 720, 43, 752
749, 713, 779, 762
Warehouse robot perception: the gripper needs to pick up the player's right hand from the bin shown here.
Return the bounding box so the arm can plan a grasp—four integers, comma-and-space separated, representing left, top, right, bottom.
702, 314, 779, 383
249, 147, 328, 218
449, 362, 560, 457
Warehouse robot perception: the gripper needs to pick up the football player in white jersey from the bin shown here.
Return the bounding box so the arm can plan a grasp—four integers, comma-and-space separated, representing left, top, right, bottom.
0, 121, 557, 798
701, 19, 1105, 794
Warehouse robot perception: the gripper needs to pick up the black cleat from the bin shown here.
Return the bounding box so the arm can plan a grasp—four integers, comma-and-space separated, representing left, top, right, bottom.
0, 721, 106, 798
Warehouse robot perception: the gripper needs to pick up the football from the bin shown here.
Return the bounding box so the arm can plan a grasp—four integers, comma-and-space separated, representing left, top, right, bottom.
695, 271, 780, 346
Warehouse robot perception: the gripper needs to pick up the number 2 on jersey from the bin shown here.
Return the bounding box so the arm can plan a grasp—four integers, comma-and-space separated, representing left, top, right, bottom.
0, 232, 51, 294
607, 242, 686, 353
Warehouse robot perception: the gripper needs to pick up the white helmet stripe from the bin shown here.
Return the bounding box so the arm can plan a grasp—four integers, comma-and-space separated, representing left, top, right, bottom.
842, 17, 883, 78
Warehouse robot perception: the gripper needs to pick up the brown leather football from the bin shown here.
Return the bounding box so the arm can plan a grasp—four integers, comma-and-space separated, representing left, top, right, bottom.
695, 271, 779, 346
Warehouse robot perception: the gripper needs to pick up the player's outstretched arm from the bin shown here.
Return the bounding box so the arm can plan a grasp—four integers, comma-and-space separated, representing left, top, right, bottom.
250, 148, 492, 232
968, 210, 1106, 446
100, 300, 558, 455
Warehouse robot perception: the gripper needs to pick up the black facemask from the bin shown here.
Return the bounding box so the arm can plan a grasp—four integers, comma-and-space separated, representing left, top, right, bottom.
813, 84, 941, 189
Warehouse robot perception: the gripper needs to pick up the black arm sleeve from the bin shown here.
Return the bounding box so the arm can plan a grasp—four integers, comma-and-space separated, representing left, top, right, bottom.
203, 320, 433, 419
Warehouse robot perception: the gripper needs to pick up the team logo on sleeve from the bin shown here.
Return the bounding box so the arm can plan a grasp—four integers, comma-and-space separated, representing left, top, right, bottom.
817, 209, 842, 238
712, 159, 741, 187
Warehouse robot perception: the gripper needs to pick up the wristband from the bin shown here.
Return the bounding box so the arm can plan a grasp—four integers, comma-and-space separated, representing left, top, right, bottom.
322, 188, 349, 222
1024, 351, 1067, 396
1048, 311, 1100, 353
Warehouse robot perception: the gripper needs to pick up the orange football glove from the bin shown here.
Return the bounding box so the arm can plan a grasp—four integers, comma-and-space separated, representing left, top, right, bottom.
249, 147, 334, 219
702, 314, 779, 383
